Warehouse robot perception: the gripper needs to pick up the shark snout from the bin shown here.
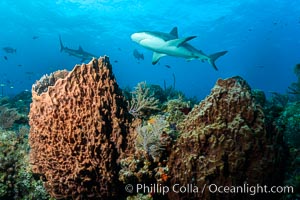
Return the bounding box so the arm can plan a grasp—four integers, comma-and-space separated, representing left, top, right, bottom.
131, 32, 149, 43
131, 33, 141, 43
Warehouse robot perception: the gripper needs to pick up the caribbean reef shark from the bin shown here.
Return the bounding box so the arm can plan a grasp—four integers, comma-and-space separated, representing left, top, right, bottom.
131, 27, 227, 70
59, 35, 97, 62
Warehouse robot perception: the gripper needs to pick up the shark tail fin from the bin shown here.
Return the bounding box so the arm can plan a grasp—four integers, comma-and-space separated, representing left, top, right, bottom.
208, 51, 228, 70
59, 35, 64, 52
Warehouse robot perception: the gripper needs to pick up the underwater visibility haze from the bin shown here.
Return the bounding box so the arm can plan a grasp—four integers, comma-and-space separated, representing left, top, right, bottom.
0, 0, 299, 99
0, 0, 300, 200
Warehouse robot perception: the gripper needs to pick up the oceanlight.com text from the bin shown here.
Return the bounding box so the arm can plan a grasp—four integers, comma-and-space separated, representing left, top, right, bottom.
208, 183, 294, 196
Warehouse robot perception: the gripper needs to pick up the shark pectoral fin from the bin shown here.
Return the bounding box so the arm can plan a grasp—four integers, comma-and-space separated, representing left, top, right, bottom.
167, 36, 197, 47
152, 52, 166, 65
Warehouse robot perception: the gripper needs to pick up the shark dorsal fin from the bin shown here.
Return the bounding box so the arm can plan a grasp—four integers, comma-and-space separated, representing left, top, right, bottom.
78, 46, 83, 52
167, 36, 197, 47
170, 27, 178, 38
152, 52, 166, 65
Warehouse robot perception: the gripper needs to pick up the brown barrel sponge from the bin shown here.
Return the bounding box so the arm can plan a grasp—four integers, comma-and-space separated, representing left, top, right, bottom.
29, 57, 130, 199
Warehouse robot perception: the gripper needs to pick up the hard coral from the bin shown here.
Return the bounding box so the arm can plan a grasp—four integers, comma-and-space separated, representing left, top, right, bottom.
167, 76, 285, 200
29, 57, 130, 199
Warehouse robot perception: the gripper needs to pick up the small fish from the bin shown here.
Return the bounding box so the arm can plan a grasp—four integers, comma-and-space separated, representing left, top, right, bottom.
32, 36, 39, 40
133, 49, 144, 60
3, 56, 7, 60
17, 64, 22, 67
165, 64, 171, 68
114, 60, 118, 63
3, 47, 16, 54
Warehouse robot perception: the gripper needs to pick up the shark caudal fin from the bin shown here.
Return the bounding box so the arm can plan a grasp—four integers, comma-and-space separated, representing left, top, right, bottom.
59, 35, 64, 52
208, 51, 228, 70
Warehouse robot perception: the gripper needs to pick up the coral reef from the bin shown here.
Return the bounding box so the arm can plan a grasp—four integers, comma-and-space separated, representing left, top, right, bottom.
32, 70, 69, 95
135, 115, 170, 161
251, 89, 266, 106
0, 91, 32, 129
119, 116, 172, 185
128, 81, 160, 118
29, 57, 130, 199
163, 96, 192, 126
283, 147, 300, 200
167, 76, 285, 200
276, 102, 300, 199
288, 63, 300, 100
127, 193, 153, 200
25, 56, 291, 199
277, 102, 300, 147
0, 126, 49, 199
0, 105, 20, 129
269, 92, 289, 107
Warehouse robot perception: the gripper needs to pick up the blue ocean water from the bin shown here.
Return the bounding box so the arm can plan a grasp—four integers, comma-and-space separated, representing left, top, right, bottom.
0, 0, 299, 100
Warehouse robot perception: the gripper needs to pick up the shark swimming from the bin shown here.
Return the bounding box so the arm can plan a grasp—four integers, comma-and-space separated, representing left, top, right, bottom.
131, 27, 228, 70
59, 35, 97, 62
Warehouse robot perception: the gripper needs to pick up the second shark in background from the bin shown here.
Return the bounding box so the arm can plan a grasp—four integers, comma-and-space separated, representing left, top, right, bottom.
59, 35, 97, 63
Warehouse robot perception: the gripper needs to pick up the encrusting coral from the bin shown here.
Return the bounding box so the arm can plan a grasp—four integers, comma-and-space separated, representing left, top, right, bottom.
29, 57, 130, 199
167, 76, 285, 200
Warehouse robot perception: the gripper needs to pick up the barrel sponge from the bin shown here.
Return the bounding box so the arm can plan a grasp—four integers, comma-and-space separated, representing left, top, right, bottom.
29, 57, 130, 199
167, 76, 285, 200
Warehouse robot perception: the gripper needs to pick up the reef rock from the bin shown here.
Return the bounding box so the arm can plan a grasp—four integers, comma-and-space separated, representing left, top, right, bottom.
29, 57, 130, 199
167, 76, 284, 200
